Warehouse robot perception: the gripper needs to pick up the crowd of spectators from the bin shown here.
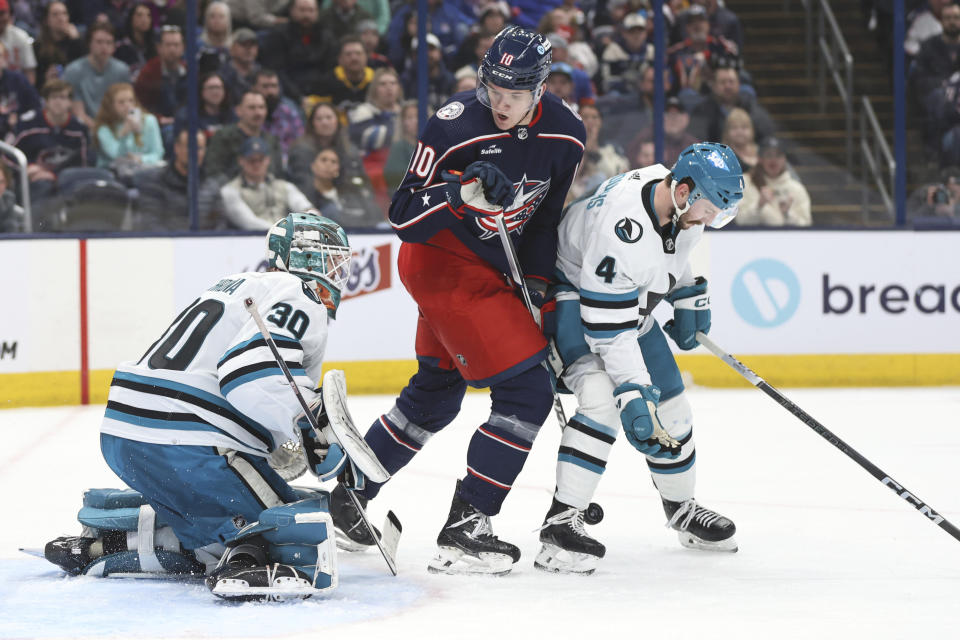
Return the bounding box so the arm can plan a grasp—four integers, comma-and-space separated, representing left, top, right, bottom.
0, 0, 811, 233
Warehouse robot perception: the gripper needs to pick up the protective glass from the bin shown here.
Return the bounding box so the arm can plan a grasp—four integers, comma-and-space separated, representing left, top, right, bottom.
476, 79, 538, 115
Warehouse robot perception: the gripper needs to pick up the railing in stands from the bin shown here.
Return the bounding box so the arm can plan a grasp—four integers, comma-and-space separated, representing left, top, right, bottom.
0, 141, 32, 233
860, 95, 895, 222
815, 0, 855, 177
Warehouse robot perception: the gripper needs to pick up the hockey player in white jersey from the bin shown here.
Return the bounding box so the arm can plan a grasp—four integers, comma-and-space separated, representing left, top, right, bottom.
536, 143, 744, 574
42, 213, 384, 600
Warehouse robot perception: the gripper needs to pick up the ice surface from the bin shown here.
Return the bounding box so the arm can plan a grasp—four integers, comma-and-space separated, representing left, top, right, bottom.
2, 386, 959, 639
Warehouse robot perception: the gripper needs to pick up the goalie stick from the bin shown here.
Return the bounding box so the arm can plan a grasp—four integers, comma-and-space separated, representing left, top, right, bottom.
695, 330, 960, 544
243, 297, 402, 575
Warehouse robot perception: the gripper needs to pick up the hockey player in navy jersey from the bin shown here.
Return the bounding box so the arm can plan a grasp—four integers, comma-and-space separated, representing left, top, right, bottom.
536, 143, 744, 574
42, 213, 383, 601
335, 26, 585, 575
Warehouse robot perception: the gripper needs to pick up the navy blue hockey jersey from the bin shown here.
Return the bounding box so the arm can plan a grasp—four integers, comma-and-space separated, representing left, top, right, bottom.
389, 91, 586, 280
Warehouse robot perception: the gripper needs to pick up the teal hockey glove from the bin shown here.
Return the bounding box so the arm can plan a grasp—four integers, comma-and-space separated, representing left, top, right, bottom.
613, 383, 681, 459
663, 276, 710, 350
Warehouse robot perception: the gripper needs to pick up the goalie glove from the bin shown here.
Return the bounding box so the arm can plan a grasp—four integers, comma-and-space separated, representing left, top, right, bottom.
663, 276, 710, 351
613, 383, 681, 459
443, 161, 513, 217
295, 397, 346, 482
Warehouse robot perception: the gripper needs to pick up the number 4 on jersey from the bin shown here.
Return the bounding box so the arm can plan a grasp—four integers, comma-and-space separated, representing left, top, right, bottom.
595, 256, 617, 284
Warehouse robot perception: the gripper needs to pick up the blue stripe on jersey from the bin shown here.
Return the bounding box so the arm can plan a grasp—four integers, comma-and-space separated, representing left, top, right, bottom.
558, 452, 605, 475
220, 366, 307, 396
580, 287, 639, 303
111, 370, 273, 447
569, 413, 618, 438
218, 332, 302, 368
104, 408, 222, 433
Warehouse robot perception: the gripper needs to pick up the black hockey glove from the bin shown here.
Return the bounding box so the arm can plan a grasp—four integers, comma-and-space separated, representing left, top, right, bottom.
443, 161, 514, 217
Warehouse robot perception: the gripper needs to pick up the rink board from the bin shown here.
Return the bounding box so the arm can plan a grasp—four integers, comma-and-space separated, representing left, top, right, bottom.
1, 231, 958, 407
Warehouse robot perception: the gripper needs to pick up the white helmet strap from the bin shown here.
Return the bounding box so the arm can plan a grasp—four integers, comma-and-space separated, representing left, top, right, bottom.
670, 179, 690, 224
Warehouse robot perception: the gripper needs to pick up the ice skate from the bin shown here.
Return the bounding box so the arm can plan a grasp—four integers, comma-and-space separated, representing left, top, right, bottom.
663, 498, 737, 552
534, 497, 605, 575
427, 482, 520, 576
206, 543, 320, 602
329, 483, 380, 551
44, 532, 126, 575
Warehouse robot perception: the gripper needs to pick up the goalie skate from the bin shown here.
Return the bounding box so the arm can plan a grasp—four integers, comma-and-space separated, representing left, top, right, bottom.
663, 498, 738, 552
427, 482, 520, 576
208, 563, 326, 602
534, 498, 605, 575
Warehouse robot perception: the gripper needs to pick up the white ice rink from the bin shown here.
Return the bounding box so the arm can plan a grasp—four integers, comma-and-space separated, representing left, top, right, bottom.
2, 386, 959, 639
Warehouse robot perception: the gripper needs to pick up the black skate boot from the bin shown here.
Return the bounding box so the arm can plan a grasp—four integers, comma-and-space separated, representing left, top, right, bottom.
663, 498, 738, 552
427, 481, 521, 576
534, 497, 606, 575
206, 541, 317, 602
329, 484, 380, 551
44, 531, 126, 575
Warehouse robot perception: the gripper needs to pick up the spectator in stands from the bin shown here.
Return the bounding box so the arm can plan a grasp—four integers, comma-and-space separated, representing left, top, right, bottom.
220, 136, 312, 229
198, 1, 232, 74
204, 89, 283, 181
476, 2, 510, 37
220, 27, 260, 105
908, 167, 960, 221
546, 32, 596, 106
13, 79, 92, 201
134, 25, 186, 126
668, 6, 740, 99
596, 62, 669, 145
173, 71, 236, 140
688, 0, 743, 53
260, 0, 337, 102
0, 163, 22, 233
356, 19, 391, 69
319, 0, 374, 37
225, 0, 289, 30
33, 2, 84, 92
386, 0, 472, 67
0, 39, 40, 142
82, 0, 138, 35
64, 23, 131, 130
347, 66, 401, 154
0, 0, 36, 85
689, 64, 774, 144
114, 2, 156, 79
738, 137, 812, 227
94, 82, 164, 175
323, 0, 390, 34
911, 3, 960, 118
627, 96, 699, 169
305, 147, 384, 227
568, 103, 628, 202
722, 107, 758, 171
546, 62, 577, 108
454, 66, 478, 92
452, 32, 495, 80
254, 68, 304, 158
400, 33, 455, 111
906, 0, 953, 58
599, 12, 652, 95
384, 99, 419, 191
288, 101, 373, 197
308, 35, 374, 113
134, 128, 225, 230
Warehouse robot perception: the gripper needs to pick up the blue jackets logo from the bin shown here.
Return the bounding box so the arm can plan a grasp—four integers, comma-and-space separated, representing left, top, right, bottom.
614, 217, 643, 243
731, 258, 801, 327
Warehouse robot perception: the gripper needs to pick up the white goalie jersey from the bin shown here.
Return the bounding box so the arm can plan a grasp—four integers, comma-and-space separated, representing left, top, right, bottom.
556, 165, 702, 387
101, 271, 330, 456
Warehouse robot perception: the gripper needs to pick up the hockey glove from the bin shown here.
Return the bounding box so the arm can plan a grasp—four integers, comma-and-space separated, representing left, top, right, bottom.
442, 161, 513, 217
522, 275, 549, 326
296, 398, 346, 481
614, 383, 681, 459
663, 276, 710, 351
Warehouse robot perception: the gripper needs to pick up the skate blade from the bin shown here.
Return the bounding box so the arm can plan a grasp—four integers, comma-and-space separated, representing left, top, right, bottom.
210, 576, 321, 602
677, 532, 738, 553
19, 547, 45, 559
427, 546, 514, 576
533, 543, 598, 575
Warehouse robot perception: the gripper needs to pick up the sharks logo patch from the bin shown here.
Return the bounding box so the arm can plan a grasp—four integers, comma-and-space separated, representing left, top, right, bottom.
614, 217, 643, 243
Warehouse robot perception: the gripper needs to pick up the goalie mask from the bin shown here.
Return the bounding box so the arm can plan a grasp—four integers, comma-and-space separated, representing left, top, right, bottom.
266, 213, 351, 318
669, 143, 744, 229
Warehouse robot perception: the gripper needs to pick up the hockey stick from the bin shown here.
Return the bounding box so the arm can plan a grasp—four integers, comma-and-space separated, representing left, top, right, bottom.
695, 331, 960, 544
494, 213, 568, 427
243, 297, 401, 575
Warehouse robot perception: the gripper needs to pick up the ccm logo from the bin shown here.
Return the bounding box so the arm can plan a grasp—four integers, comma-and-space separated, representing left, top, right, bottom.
500, 53, 514, 66
882, 477, 944, 524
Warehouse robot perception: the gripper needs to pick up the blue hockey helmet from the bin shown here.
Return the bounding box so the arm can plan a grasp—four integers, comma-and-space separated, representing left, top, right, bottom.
477, 26, 552, 110
670, 142, 745, 228
266, 213, 352, 317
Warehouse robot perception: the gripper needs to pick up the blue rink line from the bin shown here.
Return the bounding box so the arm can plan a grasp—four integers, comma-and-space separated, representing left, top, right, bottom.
0, 557, 425, 639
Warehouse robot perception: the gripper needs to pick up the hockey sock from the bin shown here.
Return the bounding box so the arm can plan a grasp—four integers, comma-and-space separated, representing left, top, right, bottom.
645, 394, 697, 501
555, 413, 617, 509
